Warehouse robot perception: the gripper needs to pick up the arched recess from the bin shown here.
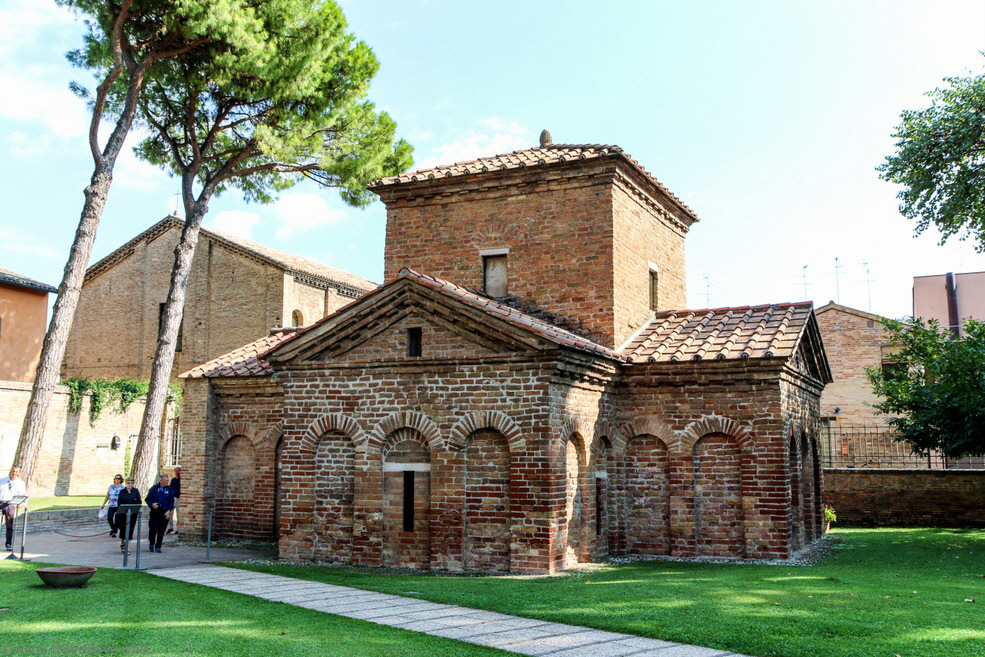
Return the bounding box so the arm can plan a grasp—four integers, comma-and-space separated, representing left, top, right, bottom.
693, 432, 745, 557
788, 431, 804, 550
564, 432, 588, 567
811, 434, 823, 537
463, 428, 511, 572
217, 435, 256, 539
623, 433, 671, 555
591, 435, 612, 557
681, 415, 753, 454
382, 428, 431, 569
801, 431, 818, 542
448, 411, 525, 452
312, 429, 355, 562
301, 413, 365, 453
616, 416, 677, 457
274, 435, 285, 540
371, 411, 442, 453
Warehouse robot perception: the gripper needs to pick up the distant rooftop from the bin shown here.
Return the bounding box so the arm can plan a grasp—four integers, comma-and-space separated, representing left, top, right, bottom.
0, 267, 58, 294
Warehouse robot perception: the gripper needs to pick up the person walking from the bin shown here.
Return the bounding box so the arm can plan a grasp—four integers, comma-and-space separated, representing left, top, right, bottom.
167, 466, 181, 534
0, 465, 28, 551
100, 474, 125, 537
115, 477, 142, 553
145, 474, 175, 552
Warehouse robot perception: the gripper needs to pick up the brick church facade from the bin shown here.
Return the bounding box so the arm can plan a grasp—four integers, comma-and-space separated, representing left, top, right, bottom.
180, 140, 831, 574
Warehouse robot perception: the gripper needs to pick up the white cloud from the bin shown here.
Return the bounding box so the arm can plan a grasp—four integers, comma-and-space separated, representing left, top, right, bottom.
0, 1, 88, 140
211, 210, 261, 240
112, 147, 171, 192
271, 193, 349, 241
0, 227, 60, 259
420, 119, 531, 168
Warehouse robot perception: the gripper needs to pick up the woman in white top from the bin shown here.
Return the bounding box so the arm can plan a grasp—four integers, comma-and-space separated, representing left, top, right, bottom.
100, 474, 125, 538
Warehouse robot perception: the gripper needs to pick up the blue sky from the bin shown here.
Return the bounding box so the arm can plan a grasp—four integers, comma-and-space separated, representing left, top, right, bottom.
2, 0, 984, 321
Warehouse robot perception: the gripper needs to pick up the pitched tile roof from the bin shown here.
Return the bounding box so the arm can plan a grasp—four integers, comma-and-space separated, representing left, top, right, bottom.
180, 329, 301, 378
396, 269, 625, 361
370, 144, 697, 220
86, 216, 377, 297
183, 277, 819, 379
624, 303, 815, 363
0, 267, 58, 294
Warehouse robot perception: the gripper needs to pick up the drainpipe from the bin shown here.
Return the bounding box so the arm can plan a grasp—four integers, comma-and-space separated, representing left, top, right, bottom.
945, 272, 959, 338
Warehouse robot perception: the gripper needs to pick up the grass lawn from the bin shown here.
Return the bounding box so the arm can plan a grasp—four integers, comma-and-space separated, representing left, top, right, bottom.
0, 559, 510, 657
227, 528, 985, 657
28, 495, 103, 511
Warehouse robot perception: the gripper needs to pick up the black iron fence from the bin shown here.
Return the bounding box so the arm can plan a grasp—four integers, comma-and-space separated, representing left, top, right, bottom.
821, 422, 984, 469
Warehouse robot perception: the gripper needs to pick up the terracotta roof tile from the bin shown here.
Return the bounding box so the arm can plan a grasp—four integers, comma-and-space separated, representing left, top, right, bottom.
0, 267, 58, 294
370, 144, 696, 220
180, 330, 300, 379
624, 302, 814, 363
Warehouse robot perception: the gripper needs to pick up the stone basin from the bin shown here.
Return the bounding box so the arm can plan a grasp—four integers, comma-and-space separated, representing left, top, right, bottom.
36, 566, 97, 588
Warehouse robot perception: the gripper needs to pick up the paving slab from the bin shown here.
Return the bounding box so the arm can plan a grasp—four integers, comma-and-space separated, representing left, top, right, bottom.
144, 565, 753, 657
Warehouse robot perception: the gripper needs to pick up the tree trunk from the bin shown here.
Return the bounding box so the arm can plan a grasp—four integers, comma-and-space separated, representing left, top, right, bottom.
131, 201, 210, 489
14, 169, 113, 483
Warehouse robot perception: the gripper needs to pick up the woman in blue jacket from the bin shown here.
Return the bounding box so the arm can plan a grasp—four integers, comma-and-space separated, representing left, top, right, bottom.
145, 473, 175, 552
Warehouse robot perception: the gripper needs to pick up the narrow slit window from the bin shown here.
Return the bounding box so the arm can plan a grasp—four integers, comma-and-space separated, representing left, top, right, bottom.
402, 470, 415, 532
406, 327, 422, 357
649, 268, 659, 311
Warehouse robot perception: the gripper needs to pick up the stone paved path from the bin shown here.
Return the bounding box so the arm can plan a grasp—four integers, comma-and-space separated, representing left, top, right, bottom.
151, 565, 751, 657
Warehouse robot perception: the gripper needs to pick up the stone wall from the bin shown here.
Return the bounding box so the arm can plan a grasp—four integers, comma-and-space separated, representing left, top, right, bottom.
0, 380, 145, 496
823, 469, 985, 527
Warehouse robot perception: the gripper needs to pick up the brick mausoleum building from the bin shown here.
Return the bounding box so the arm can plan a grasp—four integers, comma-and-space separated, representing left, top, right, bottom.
180, 138, 831, 574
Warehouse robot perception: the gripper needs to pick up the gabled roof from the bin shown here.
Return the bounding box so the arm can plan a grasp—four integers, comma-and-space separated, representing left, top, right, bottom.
182, 274, 830, 382
815, 302, 890, 325
180, 329, 300, 378
0, 267, 58, 294
85, 216, 376, 297
625, 302, 830, 377
269, 268, 626, 365
370, 143, 698, 223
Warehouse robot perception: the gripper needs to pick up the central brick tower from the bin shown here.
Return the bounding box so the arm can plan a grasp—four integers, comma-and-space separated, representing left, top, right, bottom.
371, 139, 699, 349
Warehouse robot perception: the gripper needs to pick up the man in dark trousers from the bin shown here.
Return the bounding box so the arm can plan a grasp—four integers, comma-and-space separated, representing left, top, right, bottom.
167, 466, 181, 534
145, 474, 175, 552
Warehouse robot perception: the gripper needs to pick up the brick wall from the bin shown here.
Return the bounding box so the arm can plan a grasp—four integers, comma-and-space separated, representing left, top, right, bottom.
65, 226, 358, 381
379, 159, 692, 349
816, 305, 892, 425
0, 380, 145, 496
823, 469, 985, 527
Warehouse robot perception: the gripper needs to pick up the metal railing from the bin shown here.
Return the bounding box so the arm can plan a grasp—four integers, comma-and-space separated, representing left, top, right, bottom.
820, 422, 983, 469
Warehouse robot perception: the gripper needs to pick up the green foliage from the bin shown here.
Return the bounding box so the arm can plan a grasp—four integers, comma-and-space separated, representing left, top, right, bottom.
867, 318, 985, 458
824, 504, 837, 524
128, 0, 413, 210
62, 377, 167, 425
877, 57, 985, 250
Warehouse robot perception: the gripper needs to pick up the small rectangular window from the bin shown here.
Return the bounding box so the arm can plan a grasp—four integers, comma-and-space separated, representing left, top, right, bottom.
402, 470, 415, 532
649, 269, 659, 311
406, 327, 422, 357
483, 254, 508, 297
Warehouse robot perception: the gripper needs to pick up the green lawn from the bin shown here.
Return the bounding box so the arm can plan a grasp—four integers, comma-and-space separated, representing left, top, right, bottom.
227, 528, 985, 657
28, 495, 103, 511
0, 559, 510, 657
